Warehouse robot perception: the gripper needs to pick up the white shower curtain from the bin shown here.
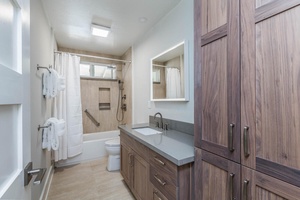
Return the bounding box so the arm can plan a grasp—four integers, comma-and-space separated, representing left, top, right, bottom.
165, 67, 182, 98
53, 53, 83, 161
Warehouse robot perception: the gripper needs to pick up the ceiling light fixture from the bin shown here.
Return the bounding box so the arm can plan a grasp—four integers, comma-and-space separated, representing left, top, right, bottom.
91, 24, 110, 37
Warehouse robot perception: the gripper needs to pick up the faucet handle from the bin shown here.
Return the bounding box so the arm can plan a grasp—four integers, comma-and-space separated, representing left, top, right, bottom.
164, 123, 169, 130
156, 121, 160, 128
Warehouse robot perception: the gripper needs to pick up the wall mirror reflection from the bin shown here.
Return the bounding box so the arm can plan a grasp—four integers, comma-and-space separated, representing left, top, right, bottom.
151, 41, 189, 101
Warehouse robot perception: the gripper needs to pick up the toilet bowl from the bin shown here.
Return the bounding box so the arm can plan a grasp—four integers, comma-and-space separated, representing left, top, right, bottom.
105, 137, 120, 171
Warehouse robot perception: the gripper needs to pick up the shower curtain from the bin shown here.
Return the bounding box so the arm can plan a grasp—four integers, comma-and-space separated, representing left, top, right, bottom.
165, 68, 182, 98
53, 52, 83, 161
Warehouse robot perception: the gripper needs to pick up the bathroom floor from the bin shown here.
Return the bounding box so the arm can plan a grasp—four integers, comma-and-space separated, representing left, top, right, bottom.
47, 158, 135, 200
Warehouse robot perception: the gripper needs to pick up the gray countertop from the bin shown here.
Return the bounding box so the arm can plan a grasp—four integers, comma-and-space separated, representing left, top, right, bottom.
118, 123, 194, 166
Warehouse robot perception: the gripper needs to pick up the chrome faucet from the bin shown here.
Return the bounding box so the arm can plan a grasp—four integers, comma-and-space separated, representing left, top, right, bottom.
154, 112, 163, 129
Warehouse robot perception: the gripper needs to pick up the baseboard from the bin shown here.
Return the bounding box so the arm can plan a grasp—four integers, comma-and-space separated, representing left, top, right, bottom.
39, 164, 54, 200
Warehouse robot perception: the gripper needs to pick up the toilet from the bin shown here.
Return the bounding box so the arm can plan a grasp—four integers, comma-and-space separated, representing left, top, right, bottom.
105, 137, 120, 171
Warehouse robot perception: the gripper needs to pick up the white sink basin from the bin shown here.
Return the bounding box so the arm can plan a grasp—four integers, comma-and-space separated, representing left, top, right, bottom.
133, 127, 162, 136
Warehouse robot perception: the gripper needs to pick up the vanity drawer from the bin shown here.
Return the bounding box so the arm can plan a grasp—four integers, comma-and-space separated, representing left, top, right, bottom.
149, 150, 177, 176
152, 185, 168, 200
150, 165, 177, 200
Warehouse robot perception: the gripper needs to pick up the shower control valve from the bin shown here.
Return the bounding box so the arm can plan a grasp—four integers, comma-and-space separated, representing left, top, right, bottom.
121, 104, 127, 111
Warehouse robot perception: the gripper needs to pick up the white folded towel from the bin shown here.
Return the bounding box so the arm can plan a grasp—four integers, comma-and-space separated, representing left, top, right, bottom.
41, 117, 66, 151
42, 72, 50, 97
42, 69, 64, 98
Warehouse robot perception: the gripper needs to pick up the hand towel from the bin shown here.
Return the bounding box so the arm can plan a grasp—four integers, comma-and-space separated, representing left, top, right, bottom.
50, 69, 59, 98
42, 117, 66, 151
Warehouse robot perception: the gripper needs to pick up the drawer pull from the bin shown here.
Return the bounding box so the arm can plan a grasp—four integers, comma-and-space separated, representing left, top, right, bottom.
154, 174, 166, 186
153, 191, 162, 200
154, 157, 165, 166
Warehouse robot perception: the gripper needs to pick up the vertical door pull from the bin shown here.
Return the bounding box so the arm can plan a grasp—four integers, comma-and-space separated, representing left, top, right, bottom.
229, 173, 235, 200
228, 123, 235, 152
243, 127, 250, 157
243, 180, 249, 200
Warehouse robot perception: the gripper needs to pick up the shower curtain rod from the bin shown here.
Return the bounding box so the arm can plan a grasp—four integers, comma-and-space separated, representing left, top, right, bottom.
153, 64, 179, 69
153, 64, 166, 67
54, 51, 131, 63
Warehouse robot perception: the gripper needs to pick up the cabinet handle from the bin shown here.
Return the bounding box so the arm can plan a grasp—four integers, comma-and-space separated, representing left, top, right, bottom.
154, 174, 166, 186
153, 191, 162, 200
154, 157, 165, 166
228, 123, 235, 152
128, 153, 131, 165
243, 180, 249, 200
128, 153, 134, 167
243, 127, 250, 157
229, 173, 235, 200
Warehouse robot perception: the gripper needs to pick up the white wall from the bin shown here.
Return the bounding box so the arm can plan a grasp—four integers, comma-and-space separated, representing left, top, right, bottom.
30, 0, 57, 199
132, 0, 194, 123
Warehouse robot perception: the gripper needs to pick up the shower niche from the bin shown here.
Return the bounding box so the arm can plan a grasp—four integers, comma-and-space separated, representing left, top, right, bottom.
99, 87, 111, 110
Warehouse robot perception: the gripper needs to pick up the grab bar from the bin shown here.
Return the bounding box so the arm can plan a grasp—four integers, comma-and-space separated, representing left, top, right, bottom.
84, 109, 100, 127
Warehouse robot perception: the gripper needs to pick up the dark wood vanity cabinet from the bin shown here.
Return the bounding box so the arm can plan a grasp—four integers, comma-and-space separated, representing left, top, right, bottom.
120, 130, 193, 200
194, 0, 300, 199
120, 131, 150, 200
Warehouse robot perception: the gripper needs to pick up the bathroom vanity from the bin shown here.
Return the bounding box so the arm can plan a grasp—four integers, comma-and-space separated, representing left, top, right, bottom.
119, 124, 194, 200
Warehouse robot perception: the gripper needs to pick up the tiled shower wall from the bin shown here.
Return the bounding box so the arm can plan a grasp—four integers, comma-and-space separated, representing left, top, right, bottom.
80, 79, 119, 133
58, 47, 132, 133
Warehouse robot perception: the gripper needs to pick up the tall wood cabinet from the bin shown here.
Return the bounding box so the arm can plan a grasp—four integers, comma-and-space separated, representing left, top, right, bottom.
195, 0, 300, 199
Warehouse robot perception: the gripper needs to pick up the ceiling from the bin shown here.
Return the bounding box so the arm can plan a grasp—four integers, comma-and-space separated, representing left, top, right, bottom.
41, 0, 181, 56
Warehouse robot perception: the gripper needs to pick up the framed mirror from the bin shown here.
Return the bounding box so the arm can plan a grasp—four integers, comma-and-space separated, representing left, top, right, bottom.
150, 41, 189, 101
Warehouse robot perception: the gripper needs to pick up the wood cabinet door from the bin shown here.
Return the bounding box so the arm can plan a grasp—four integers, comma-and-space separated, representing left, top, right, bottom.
242, 166, 300, 200
241, 0, 300, 186
194, 0, 241, 162
131, 152, 149, 200
120, 142, 131, 186
195, 148, 241, 200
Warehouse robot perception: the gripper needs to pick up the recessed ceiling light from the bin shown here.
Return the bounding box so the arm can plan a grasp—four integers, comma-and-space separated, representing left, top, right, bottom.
139, 17, 148, 23
91, 24, 110, 37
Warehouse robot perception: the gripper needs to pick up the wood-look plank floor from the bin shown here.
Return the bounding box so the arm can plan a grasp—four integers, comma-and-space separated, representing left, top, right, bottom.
47, 158, 135, 200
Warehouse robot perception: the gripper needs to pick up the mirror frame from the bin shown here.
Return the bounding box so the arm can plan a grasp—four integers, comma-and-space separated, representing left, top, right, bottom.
150, 40, 189, 102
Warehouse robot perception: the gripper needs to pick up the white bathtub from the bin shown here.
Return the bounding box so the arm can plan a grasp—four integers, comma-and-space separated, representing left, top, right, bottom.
56, 130, 120, 167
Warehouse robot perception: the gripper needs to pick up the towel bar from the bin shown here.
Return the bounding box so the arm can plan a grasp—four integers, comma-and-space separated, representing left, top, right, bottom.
38, 124, 51, 131
37, 64, 52, 73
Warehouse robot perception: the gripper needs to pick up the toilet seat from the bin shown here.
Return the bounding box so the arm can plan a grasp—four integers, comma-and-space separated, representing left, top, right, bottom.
105, 137, 120, 147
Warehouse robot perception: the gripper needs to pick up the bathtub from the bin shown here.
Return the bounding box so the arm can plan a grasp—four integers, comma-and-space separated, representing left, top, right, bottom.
56, 130, 120, 167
